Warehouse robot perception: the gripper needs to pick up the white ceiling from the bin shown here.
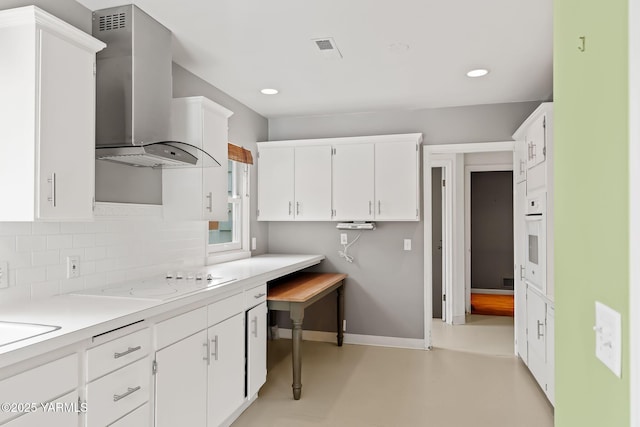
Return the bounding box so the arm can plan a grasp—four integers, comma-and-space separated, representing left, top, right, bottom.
76, 0, 553, 118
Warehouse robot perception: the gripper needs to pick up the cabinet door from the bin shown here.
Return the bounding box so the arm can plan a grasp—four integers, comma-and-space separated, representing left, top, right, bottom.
4, 390, 79, 427
514, 181, 528, 362
258, 147, 294, 220
109, 403, 150, 427
546, 306, 555, 406
202, 105, 229, 221
514, 140, 527, 183
526, 288, 547, 389
155, 330, 208, 427
526, 114, 546, 169
374, 141, 419, 220
294, 146, 332, 220
247, 302, 268, 398
333, 144, 374, 221
207, 313, 245, 427
37, 28, 95, 220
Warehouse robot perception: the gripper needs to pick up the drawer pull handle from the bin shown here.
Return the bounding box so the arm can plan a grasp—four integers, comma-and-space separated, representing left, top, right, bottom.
113, 386, 141, 402
114, 346, 142, 359
537, 320, 544, 339
254, 292, 266, 299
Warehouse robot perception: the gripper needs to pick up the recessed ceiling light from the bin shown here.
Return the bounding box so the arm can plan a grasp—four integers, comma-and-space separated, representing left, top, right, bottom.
260, 88, 279, 95
466, 68, 489, 78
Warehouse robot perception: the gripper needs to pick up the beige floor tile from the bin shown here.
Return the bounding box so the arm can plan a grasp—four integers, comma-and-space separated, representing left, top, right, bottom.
233, 326, 553, 427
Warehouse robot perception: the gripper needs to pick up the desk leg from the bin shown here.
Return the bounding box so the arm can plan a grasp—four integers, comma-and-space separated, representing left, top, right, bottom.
290, 305, 304, 400
337, 284, 344, 346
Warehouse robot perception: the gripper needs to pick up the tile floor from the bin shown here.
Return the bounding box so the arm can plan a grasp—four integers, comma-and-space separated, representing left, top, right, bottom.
232, 316, 554, 427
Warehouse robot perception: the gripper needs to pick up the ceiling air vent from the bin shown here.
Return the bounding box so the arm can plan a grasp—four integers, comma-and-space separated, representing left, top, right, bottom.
311, 37, 343, 59
98, 12, 126, 31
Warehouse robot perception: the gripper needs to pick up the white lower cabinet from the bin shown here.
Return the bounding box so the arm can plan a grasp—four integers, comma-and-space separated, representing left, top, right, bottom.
3, 390, 79, 427
155, 329, 208, 427
0, 353, 78, 426
109, 403, 150, 427
207, 313, 245, 427
526, 286, 554, 405
246, 302, 268, 399
155, 294, 246, 427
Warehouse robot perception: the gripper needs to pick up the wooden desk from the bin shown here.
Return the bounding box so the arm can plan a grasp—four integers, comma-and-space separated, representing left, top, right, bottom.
267, 272, 347, 400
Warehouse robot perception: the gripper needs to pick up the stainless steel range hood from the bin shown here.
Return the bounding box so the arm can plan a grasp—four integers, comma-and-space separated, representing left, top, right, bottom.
92, 5, 219, 168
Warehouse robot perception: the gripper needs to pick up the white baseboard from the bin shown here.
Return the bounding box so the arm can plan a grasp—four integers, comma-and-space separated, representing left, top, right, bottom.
277, 328, 425, 350
471, 288, 514, 295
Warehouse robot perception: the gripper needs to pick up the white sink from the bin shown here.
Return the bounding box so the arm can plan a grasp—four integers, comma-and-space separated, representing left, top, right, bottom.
0, 321, 60, 347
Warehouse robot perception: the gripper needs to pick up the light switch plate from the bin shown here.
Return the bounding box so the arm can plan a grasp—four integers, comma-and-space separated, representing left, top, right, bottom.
595, 301, 622, 377
67, 256, 80, 279
0, 261, 8, 288
340, 233, 348, 245
251, 237, 257, 250
404, 239, 412, 251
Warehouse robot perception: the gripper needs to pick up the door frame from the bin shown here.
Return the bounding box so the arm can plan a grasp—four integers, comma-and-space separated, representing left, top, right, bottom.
629, 1, 640, 424
423, 141, 514, 349
464, 164, 514, 313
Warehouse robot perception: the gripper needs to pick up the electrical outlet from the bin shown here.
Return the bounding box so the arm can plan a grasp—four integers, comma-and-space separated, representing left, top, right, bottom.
342, 319, 347, 332
340, 233, 348, 245
404, 239, 412, 251
67, 256, 80, 279
251, 237, 257, 250
0, 261, 8, 288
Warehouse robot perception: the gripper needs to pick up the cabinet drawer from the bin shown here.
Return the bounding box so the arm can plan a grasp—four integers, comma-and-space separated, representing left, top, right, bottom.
208, 292, 243, 326
88, 328, 150, 381
156, 306, 207, 349
244, 283, 267, 310
0, 353, 78, 424
86, 357, 149, 427
3, 390, 79, 427
109, 402, 150, 427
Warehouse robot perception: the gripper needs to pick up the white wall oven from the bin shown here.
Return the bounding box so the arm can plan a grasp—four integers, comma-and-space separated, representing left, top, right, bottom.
525, 192, 546, 292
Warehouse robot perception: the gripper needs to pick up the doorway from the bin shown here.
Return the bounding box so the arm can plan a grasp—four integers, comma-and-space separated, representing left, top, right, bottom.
423, 142, 517, 351
466, 169, 514, 317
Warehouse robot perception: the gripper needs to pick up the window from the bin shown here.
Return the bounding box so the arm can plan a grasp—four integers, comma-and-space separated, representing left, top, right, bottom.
207, 160, 250, 257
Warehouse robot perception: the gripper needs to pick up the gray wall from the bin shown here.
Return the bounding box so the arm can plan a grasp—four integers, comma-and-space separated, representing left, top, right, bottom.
470, 171, 514, 289
268, 101, 539, 339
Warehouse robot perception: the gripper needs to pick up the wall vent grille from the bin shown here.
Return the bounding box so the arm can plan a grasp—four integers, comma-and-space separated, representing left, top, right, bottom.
98, 13, 126, 31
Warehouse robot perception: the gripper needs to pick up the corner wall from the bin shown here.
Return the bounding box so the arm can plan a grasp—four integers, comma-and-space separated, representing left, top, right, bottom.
554, 0, 630, 424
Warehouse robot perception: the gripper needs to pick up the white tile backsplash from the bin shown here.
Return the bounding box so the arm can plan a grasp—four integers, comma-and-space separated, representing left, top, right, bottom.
0, 209, 208, 305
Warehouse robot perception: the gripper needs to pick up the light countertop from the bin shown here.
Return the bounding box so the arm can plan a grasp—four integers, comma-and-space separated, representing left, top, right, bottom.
0, 254, 324, 369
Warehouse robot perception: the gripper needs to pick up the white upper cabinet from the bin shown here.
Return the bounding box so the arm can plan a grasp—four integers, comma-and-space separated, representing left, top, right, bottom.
294, 145, 333, 220
258, 133, 422, 222
0, 6, 105, 221
164, 96, 233, 221
526, 113, 547, 169
257, 145, 332, 221
374, 140, 419, 221
257, 146, 295, 220
514, 139, 528, 183
333, 144, 375, 221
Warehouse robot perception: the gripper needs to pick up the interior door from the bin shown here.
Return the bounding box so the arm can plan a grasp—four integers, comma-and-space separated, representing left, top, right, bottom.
431, 168, 443, 319
441, 173, 447, 321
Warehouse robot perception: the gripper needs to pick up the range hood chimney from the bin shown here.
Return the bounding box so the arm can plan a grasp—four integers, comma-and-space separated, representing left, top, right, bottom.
92, 5, 218, 168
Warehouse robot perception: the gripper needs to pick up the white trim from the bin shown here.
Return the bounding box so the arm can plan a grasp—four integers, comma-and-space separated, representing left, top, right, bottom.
260, 132, 423, 147
464, 164, 513, 313
424, 141, 514, 154
277, 329, 425, 350
0, 6, 106, 52
630, 0, 640, 424
94, 202, 163, 219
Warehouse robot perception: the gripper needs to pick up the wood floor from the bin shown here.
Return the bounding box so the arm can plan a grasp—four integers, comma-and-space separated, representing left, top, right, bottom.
471, 293, 514, 316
